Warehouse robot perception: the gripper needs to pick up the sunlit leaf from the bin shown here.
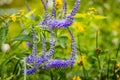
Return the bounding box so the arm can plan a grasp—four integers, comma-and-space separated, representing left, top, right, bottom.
11, 35, 32, 42
75, 13, 87, 18
93, 15, 107, 19
25, 9, 36, 19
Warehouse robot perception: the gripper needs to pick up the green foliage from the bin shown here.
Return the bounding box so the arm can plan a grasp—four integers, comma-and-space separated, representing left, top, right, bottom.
0, 0, 120, 80
11, 35, 32, 42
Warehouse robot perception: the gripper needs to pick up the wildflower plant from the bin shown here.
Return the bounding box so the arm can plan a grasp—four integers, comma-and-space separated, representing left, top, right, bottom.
24, 0, 80, 75
1, 0, 119, 80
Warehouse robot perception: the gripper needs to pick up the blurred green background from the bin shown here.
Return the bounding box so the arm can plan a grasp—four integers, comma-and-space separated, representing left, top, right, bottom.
0, 0, 120, 80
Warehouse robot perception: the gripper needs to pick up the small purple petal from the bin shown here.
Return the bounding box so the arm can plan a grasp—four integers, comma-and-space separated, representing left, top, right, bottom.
26, 42, 32, 47
26, 68, 36, 75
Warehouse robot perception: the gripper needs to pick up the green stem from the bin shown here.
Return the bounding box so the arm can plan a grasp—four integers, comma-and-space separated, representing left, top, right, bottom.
77, 34, 88, 79
96, 30, 101, 80
77, 34, 82, 56
113, 39, 120, 80
50, 71, 54, 80
82, 64, 87, 80
107, 53, 110, 79
24, 57, 26, 80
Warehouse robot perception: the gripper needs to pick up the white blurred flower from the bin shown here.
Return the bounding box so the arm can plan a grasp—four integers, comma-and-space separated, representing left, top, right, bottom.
112, 38, 119, 46
48, 0, 52, 9
1, 43, 10, 53
112, 30, 118, 36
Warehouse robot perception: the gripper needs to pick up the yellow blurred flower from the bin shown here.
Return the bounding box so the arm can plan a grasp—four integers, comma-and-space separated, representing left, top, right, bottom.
116, 63, 120, 69
77, 76, 82, 80
2, 13, 9, 19
5, 75, 14, 80
88, 7, 96, 12
21, 41, 27, 48
117, 74, 120, 79
72, 22, 84, 33
56, 0, 63, 9
81, 54, 86, 63
78, 54, 86, 66
72, 76, 82, 80
72, 76, 76, 80
112, 21, 120, 29
93, 15, 106, 19
10, 14, 16, 22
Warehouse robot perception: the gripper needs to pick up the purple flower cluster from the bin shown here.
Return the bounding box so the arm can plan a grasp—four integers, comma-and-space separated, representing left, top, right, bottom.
44, 0, 80, 29
43, 60, 75, 69
26, 68, 36, 75
42, 28, 77, 69
25, 30, 55, 75
25, 0, 80, 75
46, 18, 73, 28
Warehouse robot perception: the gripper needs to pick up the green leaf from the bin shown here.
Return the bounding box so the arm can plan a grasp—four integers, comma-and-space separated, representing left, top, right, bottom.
93, 15, 107, 19
25, 9, 36, 19
0, 23, 9, 44
57, 36, 68, 48
11, 35, 32, 42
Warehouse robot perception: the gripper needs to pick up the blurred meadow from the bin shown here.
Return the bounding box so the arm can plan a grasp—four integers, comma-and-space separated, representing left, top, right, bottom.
0, 0, 120, 80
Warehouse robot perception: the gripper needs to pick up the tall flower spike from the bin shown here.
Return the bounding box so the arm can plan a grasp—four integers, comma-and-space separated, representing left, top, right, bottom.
41, 34, 46, 58
43, 28, 77, 69
35, 29, 55, 66
25, 28, 39, 75
25, 32, 48, 75
68, 28, 77, 60
25, 3, 48, 75
25, 3, 37, 63
62, 0, 67, 18
69, 0, 80, 17
26, 30, 55, 74
39, 14, 51, 25
52, 0, 56, 18
41, 0, 48, 16
46, 30, 55, 58
26, 0, 79, 74
26, 28, 38, 63
46, 0, 80, 29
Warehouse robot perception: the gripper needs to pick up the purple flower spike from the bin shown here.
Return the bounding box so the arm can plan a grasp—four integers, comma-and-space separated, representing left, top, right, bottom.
26, 28, 37, 63
24, 0, 79, 75
45, 0, 80, 29
41, 0, 49, 16
46, 31, 55, 58
36, 57, 48, 65
26, 54, 34, 63
52, 0, 56, 18
68, 28, 77, 60
26, 68, 36, 75
62, 0, 67, 18
43, 29, 77, 69
46, 18, 73, 29
70, 0, 80, 17
39, 14, 51, 26
41, 36, 46, 58
43, 60, 75, 69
